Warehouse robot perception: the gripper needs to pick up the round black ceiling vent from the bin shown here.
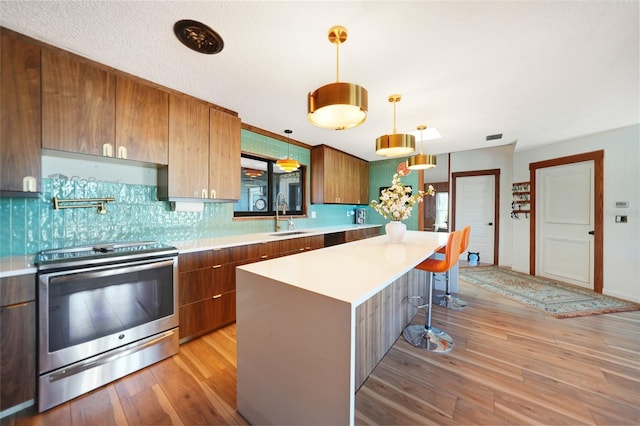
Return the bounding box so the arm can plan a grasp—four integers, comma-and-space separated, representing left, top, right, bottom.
173, 20, 224, 55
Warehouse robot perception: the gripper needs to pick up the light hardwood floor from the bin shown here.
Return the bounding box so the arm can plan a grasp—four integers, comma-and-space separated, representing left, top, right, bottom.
3, 279, 639, 425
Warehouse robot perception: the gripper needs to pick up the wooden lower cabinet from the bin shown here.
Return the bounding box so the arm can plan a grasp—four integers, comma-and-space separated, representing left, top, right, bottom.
179, 291, 236, 341
177, 249, 239, 341
0, 274, 36, 413
177, 228, 379, 342
346, 227, 381, 242
278, 235, 324, 256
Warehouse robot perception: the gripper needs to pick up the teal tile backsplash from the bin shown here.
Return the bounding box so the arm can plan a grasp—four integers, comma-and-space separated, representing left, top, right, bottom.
0, 130, 366, 257
368, 158, 421, 232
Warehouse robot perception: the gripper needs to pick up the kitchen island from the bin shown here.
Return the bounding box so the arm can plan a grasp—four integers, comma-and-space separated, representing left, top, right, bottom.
236, 230, 448, 425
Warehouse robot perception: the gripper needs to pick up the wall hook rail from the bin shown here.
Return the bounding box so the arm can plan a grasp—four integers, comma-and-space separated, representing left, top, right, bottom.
53, 197, 116, 214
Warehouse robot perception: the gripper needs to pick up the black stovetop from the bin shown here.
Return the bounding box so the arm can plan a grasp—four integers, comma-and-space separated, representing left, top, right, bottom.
35, 241, 178, 271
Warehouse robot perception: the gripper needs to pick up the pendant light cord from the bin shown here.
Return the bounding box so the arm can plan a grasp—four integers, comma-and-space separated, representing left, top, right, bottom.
418, 125, 426, 154
335, 39, 340, 82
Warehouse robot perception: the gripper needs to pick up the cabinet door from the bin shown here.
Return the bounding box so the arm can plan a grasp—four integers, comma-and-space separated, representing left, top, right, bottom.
209, 108, 241, 200
116, 77, 169, 164
344, 155, 359, 204
358, 160, 370, 205
324, 147, 341, 203
165, 95, 210, 198
41, 50, 115, 156
0, 32, 41, 193
0, 301, 35, 411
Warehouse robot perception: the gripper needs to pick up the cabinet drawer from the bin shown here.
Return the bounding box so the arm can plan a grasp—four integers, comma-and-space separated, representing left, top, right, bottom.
279, 235, 324, 255
178, 291, 236, 341
178, 248, 233, 272
279, 237, 307, 255
245, 241, 280, 261
178, 264, 235, 305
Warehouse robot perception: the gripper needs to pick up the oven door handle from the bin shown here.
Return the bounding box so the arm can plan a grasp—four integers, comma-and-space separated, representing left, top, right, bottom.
48, 329, 176, 383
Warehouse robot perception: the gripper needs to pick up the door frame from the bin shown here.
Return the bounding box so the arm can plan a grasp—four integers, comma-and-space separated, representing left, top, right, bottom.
421, 181, 450, 231
529, 150, 603, 293
451, 169, 500, 265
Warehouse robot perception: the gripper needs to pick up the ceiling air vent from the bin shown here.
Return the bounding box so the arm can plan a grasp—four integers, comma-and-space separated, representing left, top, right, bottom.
486, 133, 503, 141
174, 20, 224, 55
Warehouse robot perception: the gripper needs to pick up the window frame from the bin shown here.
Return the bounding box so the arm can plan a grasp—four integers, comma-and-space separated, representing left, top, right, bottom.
234, 153, 306, 218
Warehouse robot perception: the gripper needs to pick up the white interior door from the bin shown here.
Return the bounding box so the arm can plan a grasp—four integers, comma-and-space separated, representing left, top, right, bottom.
455, 175, 495, 264
537, 161, 594, 288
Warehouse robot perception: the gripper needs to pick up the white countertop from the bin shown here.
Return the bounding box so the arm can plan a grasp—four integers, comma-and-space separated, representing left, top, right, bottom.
0, 255, 36, 278
237, 230, 448, 306
168, 224, 380, 253
0, 224, 381, 277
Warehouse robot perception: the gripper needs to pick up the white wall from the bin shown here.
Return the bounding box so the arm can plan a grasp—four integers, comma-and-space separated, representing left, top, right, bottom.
421, 153, 450, 183
450, 143, 515, 268
513, 124, 640, 302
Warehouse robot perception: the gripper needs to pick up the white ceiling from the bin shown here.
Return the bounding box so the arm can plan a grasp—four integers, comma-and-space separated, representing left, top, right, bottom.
1, 1, 638, 161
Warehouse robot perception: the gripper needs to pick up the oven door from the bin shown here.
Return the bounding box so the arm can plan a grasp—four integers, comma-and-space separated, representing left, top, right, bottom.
38, 257, 178, 374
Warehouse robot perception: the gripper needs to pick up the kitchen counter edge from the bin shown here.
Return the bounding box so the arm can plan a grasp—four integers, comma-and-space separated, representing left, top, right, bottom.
168, 224, 380, 253
0, 224, 381, 277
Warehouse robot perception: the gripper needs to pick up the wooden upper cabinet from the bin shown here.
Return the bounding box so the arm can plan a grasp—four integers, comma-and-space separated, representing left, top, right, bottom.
358, 160, 370, 205
116, 76, 169, 164
0, 31, 41, 194
160, 95, 210, 199
311, 145, 369, 205
209, 108, 241, 200
41, 49, 168, 165
41, 50, 115, 156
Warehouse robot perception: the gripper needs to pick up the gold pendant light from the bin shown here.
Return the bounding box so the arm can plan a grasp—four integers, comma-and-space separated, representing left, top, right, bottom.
276, 129, 300, 172
407, 124, 437, 170
307, 26, 368, 130
375, 94, 416, 157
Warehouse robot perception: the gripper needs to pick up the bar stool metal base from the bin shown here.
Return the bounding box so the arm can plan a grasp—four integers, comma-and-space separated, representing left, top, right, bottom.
439, 293, 468, 310
403, 324, 454, 353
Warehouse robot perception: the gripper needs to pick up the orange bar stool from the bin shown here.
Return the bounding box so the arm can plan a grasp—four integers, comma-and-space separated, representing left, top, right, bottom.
439, 225, 471, 310
403, 230, 462, 353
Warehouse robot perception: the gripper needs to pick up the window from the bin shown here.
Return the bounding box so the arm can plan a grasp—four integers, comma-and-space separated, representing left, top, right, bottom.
435, 192, 449, 231
234, 153, 305, 217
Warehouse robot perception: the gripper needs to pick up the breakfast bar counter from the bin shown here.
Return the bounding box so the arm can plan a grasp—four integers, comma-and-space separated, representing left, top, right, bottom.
236, 230, 448, 425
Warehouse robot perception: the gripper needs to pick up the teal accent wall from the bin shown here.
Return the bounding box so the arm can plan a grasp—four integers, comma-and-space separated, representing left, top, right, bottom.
0, 130, 364, 257
368, 159, 421, 233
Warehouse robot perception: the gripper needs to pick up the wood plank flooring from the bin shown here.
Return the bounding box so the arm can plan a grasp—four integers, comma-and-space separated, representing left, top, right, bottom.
3, 278, 639, 425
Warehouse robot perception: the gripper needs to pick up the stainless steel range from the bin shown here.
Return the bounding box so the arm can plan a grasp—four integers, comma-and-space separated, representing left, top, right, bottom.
35, 241, 179, 412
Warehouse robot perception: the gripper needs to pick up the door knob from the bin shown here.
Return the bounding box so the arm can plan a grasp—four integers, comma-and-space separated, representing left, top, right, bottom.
588, 230, 595, 235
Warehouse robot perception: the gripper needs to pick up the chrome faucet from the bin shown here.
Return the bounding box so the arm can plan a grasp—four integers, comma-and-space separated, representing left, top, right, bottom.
275, 192, 287, 232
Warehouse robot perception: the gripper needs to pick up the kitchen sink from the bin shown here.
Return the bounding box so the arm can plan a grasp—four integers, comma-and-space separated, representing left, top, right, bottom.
268, 231, 309, 237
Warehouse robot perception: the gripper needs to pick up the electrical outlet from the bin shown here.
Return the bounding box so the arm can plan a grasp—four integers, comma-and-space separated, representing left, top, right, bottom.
615, 215, 628, 223
311, 211, 316, 219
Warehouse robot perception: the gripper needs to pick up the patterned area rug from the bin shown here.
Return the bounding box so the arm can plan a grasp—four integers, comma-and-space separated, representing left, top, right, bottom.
459, 266, 640, 318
